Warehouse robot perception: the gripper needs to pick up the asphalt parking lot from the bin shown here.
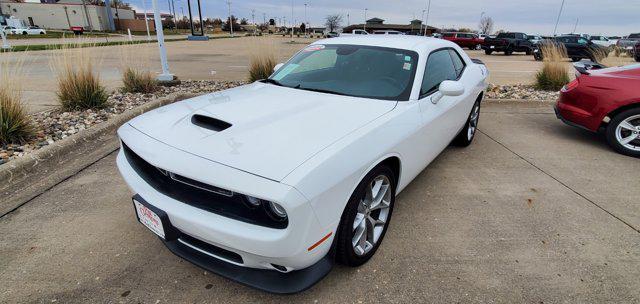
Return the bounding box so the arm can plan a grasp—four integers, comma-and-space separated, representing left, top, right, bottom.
0, 36, 544, 113
1, 101, 638, 303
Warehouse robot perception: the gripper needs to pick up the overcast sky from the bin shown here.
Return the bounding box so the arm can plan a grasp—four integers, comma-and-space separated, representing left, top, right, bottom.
130, 0, 639, 36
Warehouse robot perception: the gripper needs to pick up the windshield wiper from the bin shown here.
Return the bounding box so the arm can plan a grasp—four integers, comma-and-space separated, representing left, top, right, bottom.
296, 86, 348, 96
261, 78, 284, 86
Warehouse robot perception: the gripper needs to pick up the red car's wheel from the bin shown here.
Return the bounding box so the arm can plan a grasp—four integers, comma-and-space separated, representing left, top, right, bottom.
605, 107, 640, 158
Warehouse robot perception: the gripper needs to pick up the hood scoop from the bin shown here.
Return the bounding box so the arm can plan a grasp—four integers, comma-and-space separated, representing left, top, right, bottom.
191, 114, 232, 132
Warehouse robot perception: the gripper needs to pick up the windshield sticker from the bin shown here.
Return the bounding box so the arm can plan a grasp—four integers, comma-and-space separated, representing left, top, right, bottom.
303, 45, 325, 52
272, 63, 299, 80
403, 62, 412, 70
404, 55, 412, 62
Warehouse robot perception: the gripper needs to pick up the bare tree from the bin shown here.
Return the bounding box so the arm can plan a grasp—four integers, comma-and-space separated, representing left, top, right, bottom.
479, 16, 494, 35
325, 14, 343, 32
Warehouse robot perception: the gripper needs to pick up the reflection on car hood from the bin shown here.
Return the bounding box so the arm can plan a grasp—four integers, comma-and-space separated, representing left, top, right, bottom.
128, 82, 397, 181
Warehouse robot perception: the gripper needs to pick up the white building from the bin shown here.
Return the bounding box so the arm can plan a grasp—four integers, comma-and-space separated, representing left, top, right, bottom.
0, 0, 135, 31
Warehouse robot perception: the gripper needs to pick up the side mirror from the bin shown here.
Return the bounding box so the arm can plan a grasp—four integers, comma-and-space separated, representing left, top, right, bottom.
273, 63, 284, 73
431, 80, 465, 104
439, 80, 465, 96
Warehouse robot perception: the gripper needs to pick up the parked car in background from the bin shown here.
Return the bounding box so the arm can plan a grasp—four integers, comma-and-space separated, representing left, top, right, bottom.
527, 35, 543, 44
432, 33, 442, 38
372, 30, 404, 35
556, 63, 640, 157
616, 33, 640, 53
339, 29, 369, 36
482, 32, 534, 55
635, 42, 640, 62
5, 26, 46, 35
442, 32, 483, 50
533, 36, 608, 62
563, 33, 591, 40
325, 31, 339, 38
590, 35, 617, 48
116, 36, 488, 293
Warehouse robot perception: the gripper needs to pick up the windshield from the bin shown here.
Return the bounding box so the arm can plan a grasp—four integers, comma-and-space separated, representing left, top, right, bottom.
629, 33, 640, 39
268, 44, 418, 101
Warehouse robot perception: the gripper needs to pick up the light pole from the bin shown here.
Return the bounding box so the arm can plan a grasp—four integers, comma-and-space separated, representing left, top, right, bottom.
347, 13, 350, 26
151, 0, 174, 81
553, 0, 565, 36
227, 1, 233, 37
304, 3, 307, 37
290, 0, 294, 38
421, 9, 425, 35
572, 17, 579, 33
141, 0, 151, 40
424, 0, 431, 36
363, 8, 367, 32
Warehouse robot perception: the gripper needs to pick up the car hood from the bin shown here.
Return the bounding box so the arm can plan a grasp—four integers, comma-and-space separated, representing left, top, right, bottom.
128, 82, 397, 181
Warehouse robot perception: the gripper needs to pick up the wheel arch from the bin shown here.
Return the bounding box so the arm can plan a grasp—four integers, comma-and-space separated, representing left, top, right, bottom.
599, 101, 640, 131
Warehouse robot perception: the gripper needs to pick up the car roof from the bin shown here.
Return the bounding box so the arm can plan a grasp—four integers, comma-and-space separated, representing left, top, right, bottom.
312, 36, 455, 52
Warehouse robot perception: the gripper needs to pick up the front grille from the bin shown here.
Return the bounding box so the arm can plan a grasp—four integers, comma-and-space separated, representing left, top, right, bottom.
121, 143, 288, 229
178, 234, 244, 264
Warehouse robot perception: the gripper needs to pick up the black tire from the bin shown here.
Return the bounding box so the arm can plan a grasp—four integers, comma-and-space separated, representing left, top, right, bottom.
605, 107, 640, 158
452, 98, 481, 147
335, 164, 396, 267
504, 48, 513, 56
485, 49, 493, 55
635, 55, 640, 62
534, 54, 543, 61
22, 31, 27, 35
525, 49, 532, 55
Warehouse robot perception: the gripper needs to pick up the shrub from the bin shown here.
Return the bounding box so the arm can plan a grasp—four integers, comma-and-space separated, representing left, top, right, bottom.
118, 43, 158, 94
0, 58, 33, 145
535, 42, 570, 91
52, 42, 108, 110
56, 62, 109, 110
122, 67, 158, 94
247, 38, 277, 82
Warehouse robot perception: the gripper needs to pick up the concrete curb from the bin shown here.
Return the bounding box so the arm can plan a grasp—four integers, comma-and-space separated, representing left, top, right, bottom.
484, 98, 555, 103
0, 92, 197, 216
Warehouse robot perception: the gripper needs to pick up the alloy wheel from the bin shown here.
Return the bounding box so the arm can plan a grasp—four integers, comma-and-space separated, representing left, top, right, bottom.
467, 103, 480, 140
615, 114, 640, 152
352, 175, 391, 256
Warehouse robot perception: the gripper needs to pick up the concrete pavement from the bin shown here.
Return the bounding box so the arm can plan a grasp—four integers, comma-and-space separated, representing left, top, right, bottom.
1, 101, 638, 303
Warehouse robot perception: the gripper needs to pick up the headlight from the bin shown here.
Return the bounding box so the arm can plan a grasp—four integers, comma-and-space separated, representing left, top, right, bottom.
266, 202, 287, 221
242, 195, 288, 221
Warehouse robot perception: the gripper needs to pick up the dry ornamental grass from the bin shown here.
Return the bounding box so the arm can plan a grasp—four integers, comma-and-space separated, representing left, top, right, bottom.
0, 55, 34, 145
247, 37, 278, 82
535, 42, 570, 91
51, 40, 109, 111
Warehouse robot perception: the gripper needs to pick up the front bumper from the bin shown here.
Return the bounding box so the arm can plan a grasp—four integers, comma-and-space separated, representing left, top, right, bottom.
116, 123, 336, 292
482, 45, 507, 52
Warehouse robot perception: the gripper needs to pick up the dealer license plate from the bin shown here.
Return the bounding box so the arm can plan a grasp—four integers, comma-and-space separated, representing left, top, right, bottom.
134, 199, 166, 239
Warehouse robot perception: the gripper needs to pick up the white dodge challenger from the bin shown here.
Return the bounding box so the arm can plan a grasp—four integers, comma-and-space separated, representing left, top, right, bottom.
117, 36, 488, 293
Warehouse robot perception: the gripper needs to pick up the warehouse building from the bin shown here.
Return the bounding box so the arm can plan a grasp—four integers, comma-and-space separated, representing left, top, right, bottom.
0, 0, 143, 31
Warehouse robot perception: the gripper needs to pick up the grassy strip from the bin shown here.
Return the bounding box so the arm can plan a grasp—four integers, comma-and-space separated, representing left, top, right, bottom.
1, 35, 240, 53
6, 31, 110, 40
1, 38, 186, 52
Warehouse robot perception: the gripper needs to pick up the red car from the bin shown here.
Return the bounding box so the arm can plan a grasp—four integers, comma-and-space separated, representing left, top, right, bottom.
441, 32, 483, 50
555, 63, 640, 157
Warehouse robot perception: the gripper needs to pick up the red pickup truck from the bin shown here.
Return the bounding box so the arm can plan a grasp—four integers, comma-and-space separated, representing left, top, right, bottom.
441, 32, 483, 50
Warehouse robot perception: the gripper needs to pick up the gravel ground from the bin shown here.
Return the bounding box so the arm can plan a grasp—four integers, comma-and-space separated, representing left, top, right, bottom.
0, 81, 557, 166
485, 84, 559, 101
0, 81, 243, 166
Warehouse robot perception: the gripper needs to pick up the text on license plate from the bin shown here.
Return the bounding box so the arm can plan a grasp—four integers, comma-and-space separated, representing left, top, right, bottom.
134, 199, 165, 239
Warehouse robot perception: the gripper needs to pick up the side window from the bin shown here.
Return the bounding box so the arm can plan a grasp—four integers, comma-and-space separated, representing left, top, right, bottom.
577, 38, 588, 45
448, 49, 466, 78
420, 49, 457, 97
